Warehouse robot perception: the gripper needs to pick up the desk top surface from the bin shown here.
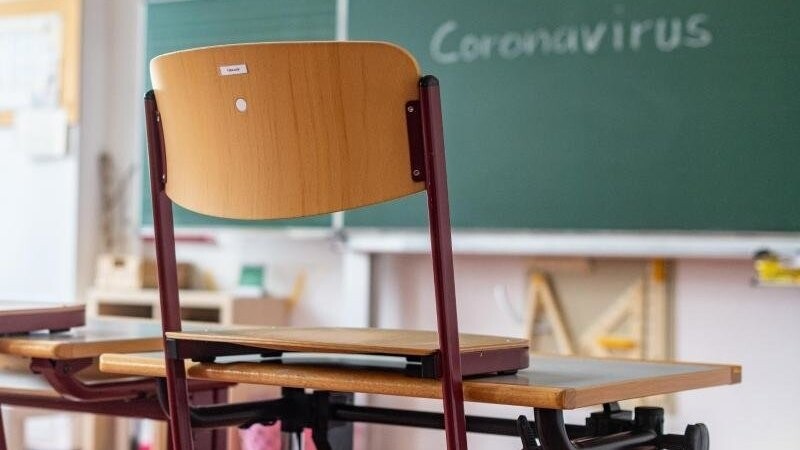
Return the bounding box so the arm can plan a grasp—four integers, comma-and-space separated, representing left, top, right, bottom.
0, 302, 78, 313
0, 318, 165, 359
99, 352, 740, 410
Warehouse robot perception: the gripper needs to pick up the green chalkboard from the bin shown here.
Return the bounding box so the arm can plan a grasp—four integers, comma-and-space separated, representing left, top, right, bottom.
141, 0, 336, 227
347, 0, 800, 231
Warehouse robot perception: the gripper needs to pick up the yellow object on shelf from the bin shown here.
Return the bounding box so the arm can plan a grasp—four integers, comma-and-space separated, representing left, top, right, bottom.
597, 336, 639, 351
754, 251, 800, 285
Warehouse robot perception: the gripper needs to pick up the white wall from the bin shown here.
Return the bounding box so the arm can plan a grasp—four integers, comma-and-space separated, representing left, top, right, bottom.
0, 0, 132, 303
75, 0, 110, 302
673, 259, 800, 449
0, 133, 78, 301
103, 0, 145, 257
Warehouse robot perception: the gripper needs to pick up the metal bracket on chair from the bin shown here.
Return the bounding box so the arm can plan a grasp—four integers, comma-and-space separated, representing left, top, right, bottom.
405, 99, 426, 182
165, 338, 283, 362
144, 90, 167, 185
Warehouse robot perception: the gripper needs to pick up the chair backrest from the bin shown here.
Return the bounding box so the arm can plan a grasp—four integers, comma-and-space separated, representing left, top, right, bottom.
150, 41, 424, 220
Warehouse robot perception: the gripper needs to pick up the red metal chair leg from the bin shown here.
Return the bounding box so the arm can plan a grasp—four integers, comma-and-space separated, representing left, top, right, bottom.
0, 404, 7, 450
145, 91, 197, 450
164, 359, 196, 450
420, 75, 469, 450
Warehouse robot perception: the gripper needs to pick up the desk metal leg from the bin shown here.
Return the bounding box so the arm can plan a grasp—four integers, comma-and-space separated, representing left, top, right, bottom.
281, 432, 302, 450
535, 408, 658, 450
211, 387, 228, 450
150, 384, 714, 450
529, 405, 709, 450
189, 386, 229, 450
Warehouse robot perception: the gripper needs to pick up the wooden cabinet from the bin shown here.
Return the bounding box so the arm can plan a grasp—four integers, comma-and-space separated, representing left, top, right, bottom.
87, 288, 290, 326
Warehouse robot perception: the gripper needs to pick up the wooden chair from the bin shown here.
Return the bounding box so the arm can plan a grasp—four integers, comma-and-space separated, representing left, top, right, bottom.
144, 41, 529, 450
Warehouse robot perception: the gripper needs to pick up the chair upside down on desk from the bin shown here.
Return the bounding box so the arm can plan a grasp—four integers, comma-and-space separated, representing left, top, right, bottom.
140, 40, 740, 450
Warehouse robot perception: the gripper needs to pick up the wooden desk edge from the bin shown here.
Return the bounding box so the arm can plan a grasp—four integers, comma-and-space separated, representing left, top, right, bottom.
100, 353, 175, 378
0, 304, 84, 315
565, 364, 741, 409
100, 354, 741, 410
0, 337, 163, 359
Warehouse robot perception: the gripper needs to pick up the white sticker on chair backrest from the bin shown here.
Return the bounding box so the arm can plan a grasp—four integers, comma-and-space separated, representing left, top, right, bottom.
219, 64, 248, 76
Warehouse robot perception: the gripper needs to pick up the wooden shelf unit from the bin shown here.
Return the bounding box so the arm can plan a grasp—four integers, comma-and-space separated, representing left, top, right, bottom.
87, 288, 290, 326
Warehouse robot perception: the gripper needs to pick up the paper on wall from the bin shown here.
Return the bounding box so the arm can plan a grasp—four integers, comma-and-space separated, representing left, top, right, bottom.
0, 13, 63, 111
16, 107, 68, 158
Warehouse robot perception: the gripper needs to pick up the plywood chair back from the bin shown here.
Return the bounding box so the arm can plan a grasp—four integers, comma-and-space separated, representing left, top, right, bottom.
150, 42, 424, 219
145, 41, 469, 450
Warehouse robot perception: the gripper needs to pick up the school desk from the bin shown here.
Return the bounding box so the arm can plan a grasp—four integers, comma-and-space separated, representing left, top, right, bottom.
0, 303, 84, 335
100, 352, 740, 450
0, 318, 228, 450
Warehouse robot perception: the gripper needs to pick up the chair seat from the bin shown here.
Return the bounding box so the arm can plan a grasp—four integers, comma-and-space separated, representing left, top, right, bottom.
167, 327, 530, 378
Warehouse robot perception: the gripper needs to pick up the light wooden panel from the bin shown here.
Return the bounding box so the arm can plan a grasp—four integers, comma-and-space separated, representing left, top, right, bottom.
0, 319, 164, 359
99, 353, 740, 410
151, 41, 425, 219
0, 0, 81, 124
167, 327, 528, 356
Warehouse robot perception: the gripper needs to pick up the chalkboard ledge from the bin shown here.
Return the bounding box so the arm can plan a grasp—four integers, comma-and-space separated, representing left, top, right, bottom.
344, 229, 800, 260
139, 226, 337, 245
139, 226, 799, 259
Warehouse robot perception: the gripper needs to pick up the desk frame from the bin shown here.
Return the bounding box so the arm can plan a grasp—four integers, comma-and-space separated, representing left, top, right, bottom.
0, 319, 229, 450
148, 383, 708, 450
0, 359, 228, 450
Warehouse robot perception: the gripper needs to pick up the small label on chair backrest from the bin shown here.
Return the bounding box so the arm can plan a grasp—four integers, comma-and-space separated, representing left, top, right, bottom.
219, 64, 248, 76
